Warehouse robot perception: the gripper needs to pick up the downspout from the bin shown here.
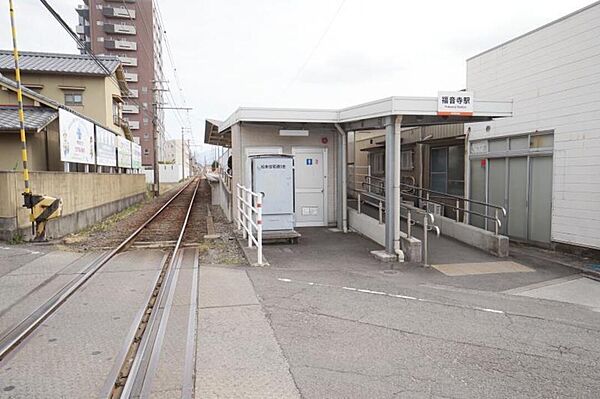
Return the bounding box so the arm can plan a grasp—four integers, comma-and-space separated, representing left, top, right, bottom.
334, 123, 348, 232
393, 116, 404, 261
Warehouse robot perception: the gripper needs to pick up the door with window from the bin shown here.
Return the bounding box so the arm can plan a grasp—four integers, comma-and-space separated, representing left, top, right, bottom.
292, 147, 327, 227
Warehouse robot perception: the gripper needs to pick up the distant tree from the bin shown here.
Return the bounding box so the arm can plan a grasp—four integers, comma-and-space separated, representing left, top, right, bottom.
211, 160, 219, 171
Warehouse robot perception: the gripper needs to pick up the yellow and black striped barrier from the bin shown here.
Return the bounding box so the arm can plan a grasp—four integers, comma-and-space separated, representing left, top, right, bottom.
9, 0, 62, 241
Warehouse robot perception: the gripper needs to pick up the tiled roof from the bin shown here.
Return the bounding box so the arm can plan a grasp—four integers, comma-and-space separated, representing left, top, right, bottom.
0, 50, 121, 76
0, 106, 58, 131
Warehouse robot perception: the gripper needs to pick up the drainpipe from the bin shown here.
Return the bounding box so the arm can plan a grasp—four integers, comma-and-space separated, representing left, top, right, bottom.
334, 123, 348, 232
393, 116, 404, 261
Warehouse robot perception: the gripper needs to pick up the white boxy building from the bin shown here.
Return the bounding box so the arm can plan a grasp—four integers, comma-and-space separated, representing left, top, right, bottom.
466, 1, 600, 251
206, 96, 513, 262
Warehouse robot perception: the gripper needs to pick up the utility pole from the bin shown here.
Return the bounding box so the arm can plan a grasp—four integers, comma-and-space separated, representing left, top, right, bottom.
152, 83, 161, 197
181, 127, 185, 180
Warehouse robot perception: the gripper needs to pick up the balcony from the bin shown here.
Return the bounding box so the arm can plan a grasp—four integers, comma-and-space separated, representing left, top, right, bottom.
104, 39, 137, 51
127, 120, 140, 129
102, 6, 135, 19
124, 88, 138, 98
104, 23, 136, 35
123, 104, 139, 114
123, 72, 138, 82
118, 56, 137, 67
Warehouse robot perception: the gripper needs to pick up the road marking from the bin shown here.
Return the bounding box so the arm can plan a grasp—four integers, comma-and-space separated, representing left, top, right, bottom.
277, 277, 505, 316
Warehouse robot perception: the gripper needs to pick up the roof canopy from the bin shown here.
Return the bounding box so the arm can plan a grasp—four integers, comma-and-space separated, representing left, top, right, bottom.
0, 106, 57, 132
205, 95, 512, 146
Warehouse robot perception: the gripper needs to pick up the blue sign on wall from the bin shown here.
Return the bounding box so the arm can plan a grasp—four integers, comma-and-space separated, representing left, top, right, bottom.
306, 158, 313, 165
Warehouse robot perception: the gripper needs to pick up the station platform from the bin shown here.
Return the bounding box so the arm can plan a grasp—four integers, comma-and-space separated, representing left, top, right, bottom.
262, 227, 578, 293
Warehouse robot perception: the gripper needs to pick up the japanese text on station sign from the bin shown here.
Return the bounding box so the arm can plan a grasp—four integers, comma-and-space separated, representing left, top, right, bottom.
437, 91, 474, 116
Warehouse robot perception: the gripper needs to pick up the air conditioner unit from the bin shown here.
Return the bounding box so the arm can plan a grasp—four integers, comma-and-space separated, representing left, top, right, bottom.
426, 202, 443, 216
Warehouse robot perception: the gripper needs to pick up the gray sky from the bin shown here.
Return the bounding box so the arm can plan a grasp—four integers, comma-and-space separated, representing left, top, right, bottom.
0, 0, 594, 155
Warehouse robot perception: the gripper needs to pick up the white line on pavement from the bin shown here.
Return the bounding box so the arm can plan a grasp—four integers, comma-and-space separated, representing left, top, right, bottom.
276, 277, 505, 316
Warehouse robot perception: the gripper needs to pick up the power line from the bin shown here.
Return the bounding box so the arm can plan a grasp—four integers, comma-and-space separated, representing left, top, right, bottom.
281, 0, 347, 94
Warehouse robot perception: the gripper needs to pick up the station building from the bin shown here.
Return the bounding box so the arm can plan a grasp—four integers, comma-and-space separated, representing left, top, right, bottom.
465, 1, 600, 253
206, 96, 513, 262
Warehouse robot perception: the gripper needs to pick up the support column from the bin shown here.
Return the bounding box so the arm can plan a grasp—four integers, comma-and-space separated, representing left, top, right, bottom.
393, 116, 403, 260
335, 124, 348, 232
384, 117, 395, 253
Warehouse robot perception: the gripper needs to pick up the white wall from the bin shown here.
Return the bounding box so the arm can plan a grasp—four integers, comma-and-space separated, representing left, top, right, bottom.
232, 122, 338, 225
144, 164, 187, 184
466, 3, 600, 249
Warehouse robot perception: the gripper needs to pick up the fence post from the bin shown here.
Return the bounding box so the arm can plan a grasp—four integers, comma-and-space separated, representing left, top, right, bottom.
236, 185, 242, 231
423, 215, 429, 267
378, 201, 383, 224
456, 199, 460, 222
247, 190, 252, 248
407, 211, 412, 238
357, 193, 362, 214
494, 208, 499, 235
256, 193, 263, 265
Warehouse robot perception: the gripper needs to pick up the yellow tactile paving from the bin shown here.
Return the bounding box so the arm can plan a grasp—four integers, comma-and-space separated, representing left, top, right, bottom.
432, 261, 535, 276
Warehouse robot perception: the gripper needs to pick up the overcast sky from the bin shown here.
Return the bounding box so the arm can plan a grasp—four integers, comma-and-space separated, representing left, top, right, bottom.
0, 0, 594, 155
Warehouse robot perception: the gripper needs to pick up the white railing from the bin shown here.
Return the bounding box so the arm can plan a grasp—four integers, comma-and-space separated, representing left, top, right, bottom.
236, 184, 264, 265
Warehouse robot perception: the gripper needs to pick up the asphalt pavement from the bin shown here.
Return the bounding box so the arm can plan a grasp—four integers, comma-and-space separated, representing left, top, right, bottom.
244, 227, 600, 398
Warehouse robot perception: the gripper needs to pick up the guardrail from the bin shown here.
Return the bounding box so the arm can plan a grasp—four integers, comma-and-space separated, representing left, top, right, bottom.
236, 184, 264, 265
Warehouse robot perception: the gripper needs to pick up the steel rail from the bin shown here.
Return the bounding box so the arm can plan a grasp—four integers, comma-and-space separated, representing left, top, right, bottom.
0, 179, 197, 362
114, 178, 200, 398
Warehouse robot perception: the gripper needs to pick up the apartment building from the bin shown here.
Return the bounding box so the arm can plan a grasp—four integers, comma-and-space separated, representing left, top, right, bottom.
76, 0, 165, 167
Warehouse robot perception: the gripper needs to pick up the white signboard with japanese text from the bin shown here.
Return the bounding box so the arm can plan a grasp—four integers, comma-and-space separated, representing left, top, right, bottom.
437, 91, 474, 116
117, 136, 132, 168
131, 142, 142, 169
59, 108, 95, 164
95, 126, 117, 167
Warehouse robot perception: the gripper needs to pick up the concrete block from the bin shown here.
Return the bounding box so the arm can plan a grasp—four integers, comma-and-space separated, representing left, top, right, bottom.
370, 250, 397, 263
400, 232, 422, 263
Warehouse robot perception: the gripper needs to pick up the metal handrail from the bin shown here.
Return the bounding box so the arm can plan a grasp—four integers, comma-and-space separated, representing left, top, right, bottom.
349, 187, 439, 267
399, 190, 503, 234
360, 176, 505, 234
400, 182, 507, 216
235, 184, 264, 265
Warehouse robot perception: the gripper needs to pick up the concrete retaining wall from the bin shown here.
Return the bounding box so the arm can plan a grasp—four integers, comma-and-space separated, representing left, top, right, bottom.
209, 179, 233, 222
0, 171, 147, 240
401, 204, 509, 257
348, 208, 422, 263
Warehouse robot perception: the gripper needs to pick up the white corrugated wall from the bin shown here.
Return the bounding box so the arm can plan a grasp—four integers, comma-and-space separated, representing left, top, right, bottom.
466, 2, 600, 249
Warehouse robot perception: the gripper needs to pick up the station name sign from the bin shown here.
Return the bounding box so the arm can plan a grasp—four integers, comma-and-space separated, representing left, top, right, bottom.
437, 91, 474, 116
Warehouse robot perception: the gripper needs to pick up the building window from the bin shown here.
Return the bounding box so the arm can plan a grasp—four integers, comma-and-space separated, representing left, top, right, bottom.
401, 150, 413, 171
430, 145, 464, 195
64, 92, 83, 106
112, 99, 122, 124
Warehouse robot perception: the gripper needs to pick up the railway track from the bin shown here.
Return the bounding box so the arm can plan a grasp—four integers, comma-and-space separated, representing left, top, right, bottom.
0, 178, 203, 397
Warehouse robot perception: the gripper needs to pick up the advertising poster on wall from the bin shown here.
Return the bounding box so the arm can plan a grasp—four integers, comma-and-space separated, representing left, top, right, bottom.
95, 126, 117, 167
131, 142, 142, 169
117, 136, 132, 169
59, 108, 95, 164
